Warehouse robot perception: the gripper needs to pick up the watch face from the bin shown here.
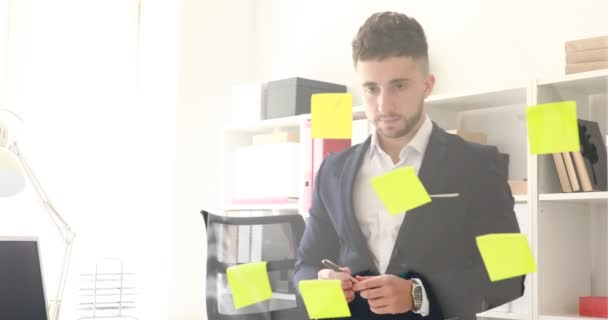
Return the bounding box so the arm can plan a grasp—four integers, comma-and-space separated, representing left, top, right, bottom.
413, 282, 423, 310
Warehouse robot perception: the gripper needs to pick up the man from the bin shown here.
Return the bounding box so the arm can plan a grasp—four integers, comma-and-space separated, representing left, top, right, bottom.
294, 11, 524, 320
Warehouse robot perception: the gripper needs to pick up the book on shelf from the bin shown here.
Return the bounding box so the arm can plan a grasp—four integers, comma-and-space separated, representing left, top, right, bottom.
575, 119, 607, 191
571, 150, 593, 191
552, 153, 573, 193
562, 152, 581, 192
551, 119, 607, 193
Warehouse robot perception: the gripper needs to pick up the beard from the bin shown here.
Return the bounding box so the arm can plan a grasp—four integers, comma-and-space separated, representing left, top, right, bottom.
375, 104, 424, 139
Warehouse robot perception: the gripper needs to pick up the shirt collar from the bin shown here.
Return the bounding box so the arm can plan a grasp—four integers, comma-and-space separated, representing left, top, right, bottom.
369, 115, 433, 161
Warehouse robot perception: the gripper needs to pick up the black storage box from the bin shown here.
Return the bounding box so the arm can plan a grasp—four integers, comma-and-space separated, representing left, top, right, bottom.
264, 77, 347, 119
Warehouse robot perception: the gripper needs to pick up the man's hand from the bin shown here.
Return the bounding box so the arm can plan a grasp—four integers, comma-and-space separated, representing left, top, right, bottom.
318, 267, 355, 303
353, 274, 413, 314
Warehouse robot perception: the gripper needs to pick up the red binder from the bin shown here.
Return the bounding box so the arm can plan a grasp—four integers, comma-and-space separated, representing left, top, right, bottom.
300, 119, 351, 214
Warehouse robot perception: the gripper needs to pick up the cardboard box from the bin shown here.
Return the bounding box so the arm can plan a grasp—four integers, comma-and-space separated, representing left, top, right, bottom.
508, 180, 528, 195
580, 296, 608, 318
447, 129, 487, 145
252, 131, 299, 145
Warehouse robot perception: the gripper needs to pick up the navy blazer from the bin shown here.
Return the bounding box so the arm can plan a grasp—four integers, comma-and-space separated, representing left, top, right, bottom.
294, 123, 524, 320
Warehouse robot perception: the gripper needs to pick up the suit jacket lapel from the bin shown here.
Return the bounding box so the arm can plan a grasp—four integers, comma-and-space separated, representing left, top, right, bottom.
385, 123, 449, 274
416, 123, 449, 197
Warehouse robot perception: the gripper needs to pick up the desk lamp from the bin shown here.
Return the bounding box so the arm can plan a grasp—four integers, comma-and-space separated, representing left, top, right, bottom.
0, 108, 75, 320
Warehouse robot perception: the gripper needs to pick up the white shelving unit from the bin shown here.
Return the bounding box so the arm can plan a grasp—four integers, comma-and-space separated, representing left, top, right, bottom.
540, 315, 608, 320
539, 191, 608, 202
424, 85, 533, 320
478, 311, 529, 320
534, 69, 608, 320
221, 111, 306, 215
514, 195, 529, 203
221, 69, 608, 320
226, 114, 309, 133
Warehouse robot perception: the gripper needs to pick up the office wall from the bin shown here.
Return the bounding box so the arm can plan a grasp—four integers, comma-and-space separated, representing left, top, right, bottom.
173, 0, 255, 319
254, 0, 608, 104
175, 0, 608, 318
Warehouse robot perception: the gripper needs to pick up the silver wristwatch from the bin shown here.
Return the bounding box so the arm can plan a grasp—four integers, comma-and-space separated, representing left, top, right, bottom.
411, 278, 423, 312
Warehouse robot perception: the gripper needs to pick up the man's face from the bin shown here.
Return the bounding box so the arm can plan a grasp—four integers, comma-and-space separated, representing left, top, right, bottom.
355, 56, 435, 139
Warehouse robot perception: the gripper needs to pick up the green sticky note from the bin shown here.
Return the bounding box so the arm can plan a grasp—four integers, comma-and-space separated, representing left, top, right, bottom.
526, 101, 580, 155
311, 93, 353, 139
371, 166, 432, 215
226, 262, 272, 309
298, 279, 351, 319
476, 233, 538, 282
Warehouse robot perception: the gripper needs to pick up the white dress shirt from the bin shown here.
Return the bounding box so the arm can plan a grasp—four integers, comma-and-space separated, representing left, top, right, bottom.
353, 115, 432, 316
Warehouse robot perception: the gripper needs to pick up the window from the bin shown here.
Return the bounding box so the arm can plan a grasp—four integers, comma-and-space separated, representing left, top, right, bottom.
1, 1, 174, 318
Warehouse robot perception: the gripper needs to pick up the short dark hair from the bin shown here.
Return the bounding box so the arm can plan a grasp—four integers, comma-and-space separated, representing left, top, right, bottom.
352, 11, 429, 72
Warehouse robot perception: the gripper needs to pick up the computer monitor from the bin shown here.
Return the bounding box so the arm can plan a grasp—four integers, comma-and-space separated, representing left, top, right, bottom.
0, 236, 48, 320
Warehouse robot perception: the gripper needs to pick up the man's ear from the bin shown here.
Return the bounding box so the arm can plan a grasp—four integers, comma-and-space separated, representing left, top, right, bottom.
423, 74, 435, 99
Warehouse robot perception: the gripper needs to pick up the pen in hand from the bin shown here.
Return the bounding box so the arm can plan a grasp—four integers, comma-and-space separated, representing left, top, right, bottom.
321, 259, 359, 283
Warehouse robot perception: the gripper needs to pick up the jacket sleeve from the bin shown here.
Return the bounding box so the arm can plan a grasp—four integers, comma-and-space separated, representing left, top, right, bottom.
467, 146, 526, 311
293, 159, 340, 290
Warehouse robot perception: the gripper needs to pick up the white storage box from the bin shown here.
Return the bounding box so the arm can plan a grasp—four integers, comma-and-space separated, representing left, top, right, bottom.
232, 143, 299, 202
352, 119, 371, 145
231, 83, 264, 125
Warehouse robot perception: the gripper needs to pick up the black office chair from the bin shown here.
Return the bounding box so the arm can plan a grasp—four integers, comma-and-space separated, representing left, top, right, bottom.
201, 210, 308, 320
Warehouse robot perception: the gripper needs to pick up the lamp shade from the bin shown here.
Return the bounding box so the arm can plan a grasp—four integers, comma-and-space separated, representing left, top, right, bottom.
0, 146, 25, 196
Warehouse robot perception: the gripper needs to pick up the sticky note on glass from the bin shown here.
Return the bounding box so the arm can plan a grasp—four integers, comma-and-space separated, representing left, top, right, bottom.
371, 166, 431, 215
476, 233, 537, 282
526, 101, 580, 155
298, 279, 351, 319
311, 93, 352, 139
226, 262, 272, 309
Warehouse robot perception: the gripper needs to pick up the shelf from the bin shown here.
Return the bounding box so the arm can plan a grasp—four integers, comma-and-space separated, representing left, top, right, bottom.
540, 314, 608, 320
226, 107, 369, 133
539, 192, 608, 203
353, 87, 528, 114
425, 86, 528, 112
477, 311, 529, 320
352, 105, 366, 119
271, 292, 296, 301
225, 114, 309, 133
224, 203, 300, 211
537, 68, 608, 95
514, 195, 528, 203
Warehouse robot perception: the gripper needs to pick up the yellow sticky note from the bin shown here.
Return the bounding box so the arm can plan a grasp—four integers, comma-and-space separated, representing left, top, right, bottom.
311, 93, 352, 139
298, 279, 351, 319
371, 166, 431, 215
226, 262, 272, 309
476, 233, 537, 282
526, 101, 580, 155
